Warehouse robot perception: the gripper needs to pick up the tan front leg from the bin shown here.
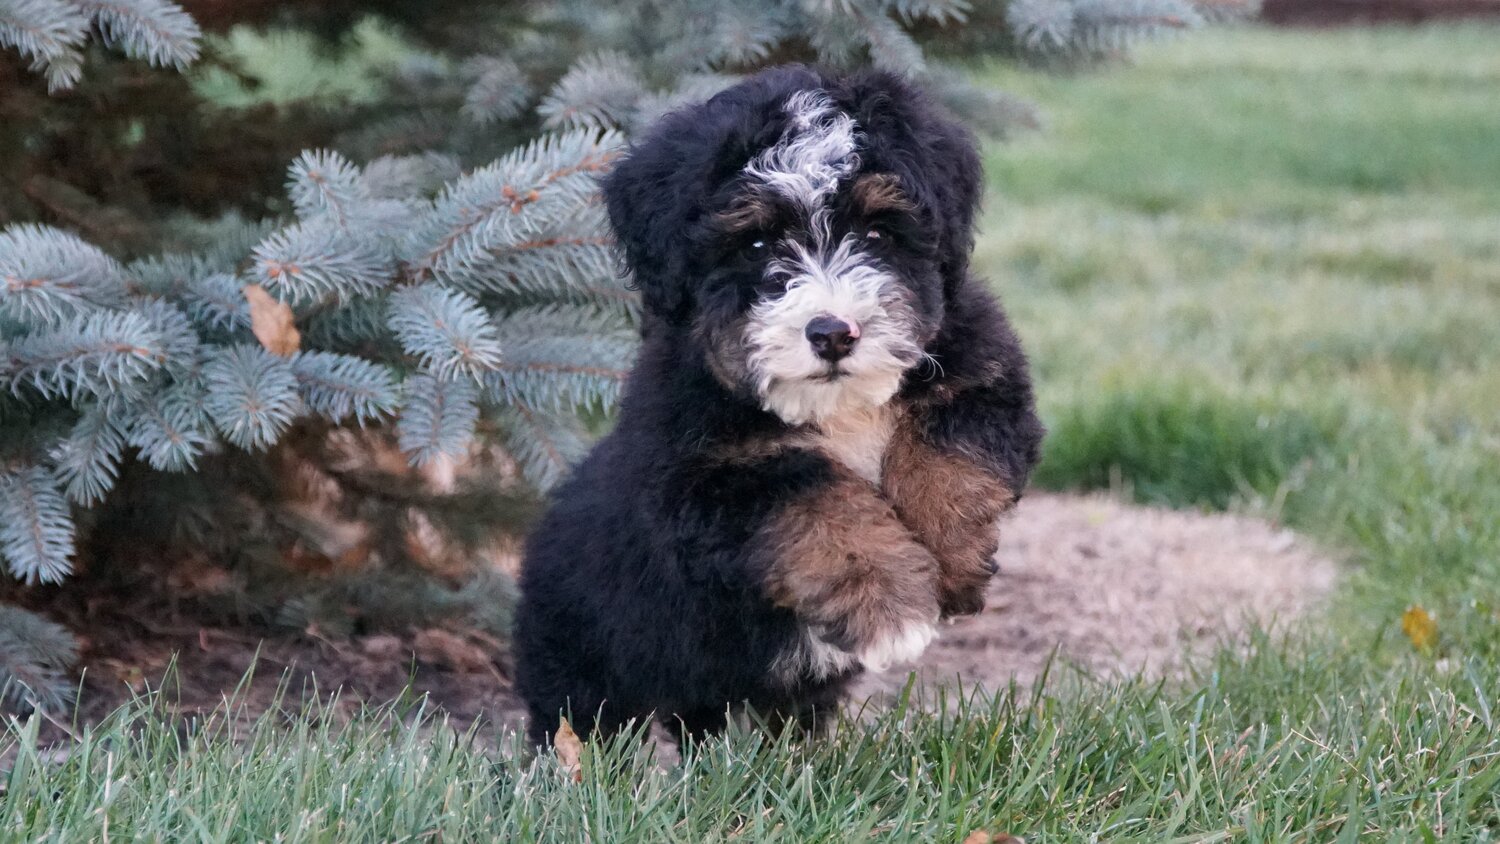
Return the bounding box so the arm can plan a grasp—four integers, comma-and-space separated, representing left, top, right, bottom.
758, 471, 940, 673
881, 418, 1015, 617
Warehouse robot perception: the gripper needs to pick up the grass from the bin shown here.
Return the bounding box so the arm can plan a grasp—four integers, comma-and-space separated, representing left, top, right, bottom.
5, 653, 1498, 841
7, 23, 1500, 841
981, 23, 1500, 639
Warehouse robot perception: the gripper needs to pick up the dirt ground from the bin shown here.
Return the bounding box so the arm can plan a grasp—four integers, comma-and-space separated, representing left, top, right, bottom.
54, 493, 1338, 735
854, 494, 1339, 703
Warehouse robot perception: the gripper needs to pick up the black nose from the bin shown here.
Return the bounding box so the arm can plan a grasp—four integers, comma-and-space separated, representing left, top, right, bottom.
805, 315, 858, 362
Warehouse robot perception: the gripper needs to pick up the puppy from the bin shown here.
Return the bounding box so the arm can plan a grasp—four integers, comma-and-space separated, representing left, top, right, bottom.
514, 66, 1044, 746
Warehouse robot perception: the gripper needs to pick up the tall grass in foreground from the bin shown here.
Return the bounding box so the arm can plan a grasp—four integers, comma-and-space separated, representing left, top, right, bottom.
4, 645, 1498, 841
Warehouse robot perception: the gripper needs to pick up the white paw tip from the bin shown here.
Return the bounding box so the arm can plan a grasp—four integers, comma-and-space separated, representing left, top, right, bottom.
857, 621, 937, 673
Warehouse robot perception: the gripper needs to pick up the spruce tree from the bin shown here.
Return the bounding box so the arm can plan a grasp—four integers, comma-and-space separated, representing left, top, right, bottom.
0, 0, 1254, 713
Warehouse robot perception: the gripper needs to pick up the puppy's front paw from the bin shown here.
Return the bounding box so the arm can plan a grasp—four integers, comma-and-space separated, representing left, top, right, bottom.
938, 547, 1000, 619
856, 619, 937, 673
939, 574, 991, 618
940, 591, 986, 619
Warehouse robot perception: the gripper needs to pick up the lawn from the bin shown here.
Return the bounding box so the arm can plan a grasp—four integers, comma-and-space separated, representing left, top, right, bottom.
981, 23, 1500, 639
6, 23, 1500, 841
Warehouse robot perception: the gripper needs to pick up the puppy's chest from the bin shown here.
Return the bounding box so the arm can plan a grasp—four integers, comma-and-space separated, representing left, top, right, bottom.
809, 405, 900, 485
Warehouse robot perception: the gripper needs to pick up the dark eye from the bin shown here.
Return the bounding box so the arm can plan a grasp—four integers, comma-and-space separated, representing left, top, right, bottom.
741, 238, 770, 261
756, 275, 788, 298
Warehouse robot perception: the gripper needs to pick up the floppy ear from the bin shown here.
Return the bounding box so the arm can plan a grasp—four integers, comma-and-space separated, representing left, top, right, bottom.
606, 65, 827, 325
840, 72, 983, 297
602, 139, 691, 323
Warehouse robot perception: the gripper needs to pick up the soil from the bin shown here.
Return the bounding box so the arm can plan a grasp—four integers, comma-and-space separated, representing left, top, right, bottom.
854, 494, 1338, 703
42, 493, 1337, 737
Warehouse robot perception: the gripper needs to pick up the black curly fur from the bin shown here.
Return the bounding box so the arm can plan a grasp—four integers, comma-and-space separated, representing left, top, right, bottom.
514, 66, 1044, 746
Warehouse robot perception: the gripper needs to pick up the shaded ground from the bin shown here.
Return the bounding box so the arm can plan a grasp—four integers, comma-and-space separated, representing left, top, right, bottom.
53, 493, 1337, 736
58, 613, 526, 733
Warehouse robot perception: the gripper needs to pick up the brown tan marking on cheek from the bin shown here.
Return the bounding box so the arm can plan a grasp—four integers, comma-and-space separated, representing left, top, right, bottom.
759, 473, 939, 651
696, 314, 753, 393
881, 418, 1015, 617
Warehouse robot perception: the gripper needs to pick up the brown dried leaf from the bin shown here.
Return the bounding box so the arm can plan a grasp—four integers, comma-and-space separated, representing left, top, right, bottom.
1402, 605, 1438, 651
555, 717, 584, 782
962, 833, 1025, 844
244, 283, 300, 356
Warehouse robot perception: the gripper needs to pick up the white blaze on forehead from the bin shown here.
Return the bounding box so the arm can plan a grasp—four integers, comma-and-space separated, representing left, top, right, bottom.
744, 90, 859, 214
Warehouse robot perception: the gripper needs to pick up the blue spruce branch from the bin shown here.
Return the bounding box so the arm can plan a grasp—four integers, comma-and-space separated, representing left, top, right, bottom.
397, 373, 478, 466
125, 380, 214, 471
485, 305, 633, 412
538, 52, 645, 131
0, 223, 128, 326
200, 344, 302, 452
127, 251, 215, 297
287, 150, 369, 225
890, 0, 971, 24
462, 56, 532, 126
387, 284, 505, 380
252, 220, 396, 306
0, 604, 79, 715
1007, 0, 1201, 53
435, 202, 635, 316
0, 0, 87, 90
860, 10, 927, 74
133, 298, 202, 378
291, 350, 400, 425
2, 310, 166, 401
491, 402, 589, 492
50, 401, 126, 505
698, 6, 790, 68
361, 153, 462, 201
300, 296, 393, 352
72, 0, 201, 69
408, 129, 623, 284
178, 271, 252, 333
0, 465, 76, 584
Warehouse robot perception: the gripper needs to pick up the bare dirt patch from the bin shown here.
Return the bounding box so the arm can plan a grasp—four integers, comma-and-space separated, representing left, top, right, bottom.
40, 493, 1337, 734
855, 494, 1339, 703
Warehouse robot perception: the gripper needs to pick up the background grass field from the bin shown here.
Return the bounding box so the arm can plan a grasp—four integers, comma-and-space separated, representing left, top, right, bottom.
983, 24, 1500, 647
6, 23, 1500, 841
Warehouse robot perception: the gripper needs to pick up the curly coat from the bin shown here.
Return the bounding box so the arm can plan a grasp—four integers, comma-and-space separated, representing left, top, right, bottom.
514, 66, 1044, 746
